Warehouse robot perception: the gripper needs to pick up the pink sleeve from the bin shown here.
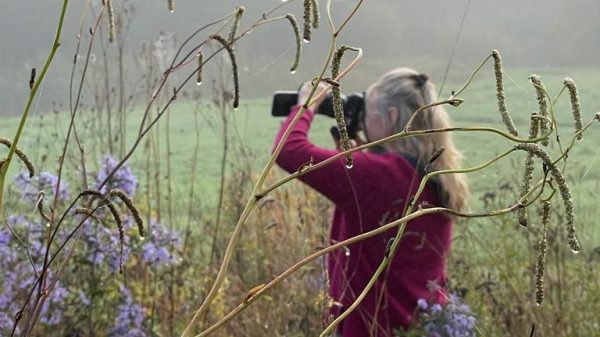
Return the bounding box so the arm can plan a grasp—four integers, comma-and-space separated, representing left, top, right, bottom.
273, 104, 373, 209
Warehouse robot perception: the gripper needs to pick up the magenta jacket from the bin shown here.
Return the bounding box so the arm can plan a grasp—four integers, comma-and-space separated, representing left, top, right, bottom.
274, 105, 452, 336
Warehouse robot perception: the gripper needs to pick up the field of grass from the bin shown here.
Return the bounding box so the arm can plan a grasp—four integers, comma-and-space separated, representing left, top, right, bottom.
2, 66, 599, 224
2, 64, 600, 336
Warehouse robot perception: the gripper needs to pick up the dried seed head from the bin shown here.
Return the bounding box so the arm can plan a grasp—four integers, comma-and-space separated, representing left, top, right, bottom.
74, 207, 102, 224
0, 137, 35, 178
228, 6, 245, 45
491, 50, 518, 136
168, 0, 175, 13
529, 74, 549, 146
80, 189, 106, 201
517, 153, 535, 227
196, 52, 203, 86
515, 144, 579, 252
331, 45, 353, 168
529, 112, 539, 139
109, 188, 144, 238
303, 0, 312, 42
310, 0, 320, 29
285, 14, 301, 73
535, 200, 550, 307
107, 0, 115, 43
563, 77, 583, 140
210, 35, 239, 109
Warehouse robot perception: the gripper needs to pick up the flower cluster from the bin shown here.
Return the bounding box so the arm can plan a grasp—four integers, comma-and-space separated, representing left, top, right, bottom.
96, 155, 138, 197
140, 219, 182, 268
13, 171, 70, 204
0, 156, 177, 335
108, 285, 147, 337
400, 294, 477, 337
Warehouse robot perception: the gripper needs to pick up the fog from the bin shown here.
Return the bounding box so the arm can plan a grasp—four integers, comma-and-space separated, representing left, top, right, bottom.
0, 0, 598, 115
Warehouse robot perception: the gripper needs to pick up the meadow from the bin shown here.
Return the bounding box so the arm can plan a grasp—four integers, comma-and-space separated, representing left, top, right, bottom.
2, 1, 600, 336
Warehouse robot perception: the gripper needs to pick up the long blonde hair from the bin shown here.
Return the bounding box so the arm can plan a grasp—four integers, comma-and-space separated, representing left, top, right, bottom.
367, 67, 469, 212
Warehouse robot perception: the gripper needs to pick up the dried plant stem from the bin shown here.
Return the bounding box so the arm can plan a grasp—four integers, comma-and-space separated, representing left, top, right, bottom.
257, 123, 551, 199
181, 3, 365, 335
0, 0, 69, 215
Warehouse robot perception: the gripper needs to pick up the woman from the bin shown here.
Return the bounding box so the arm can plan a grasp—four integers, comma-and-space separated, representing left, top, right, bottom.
273, 68, 469, 336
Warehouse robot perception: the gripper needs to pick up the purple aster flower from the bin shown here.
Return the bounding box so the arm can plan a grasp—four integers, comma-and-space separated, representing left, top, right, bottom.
108, 285, 147, 337
417, 298, 428, 310
139, 220, 182, 268
96, 155, 138, 197
13, 171, 70, 204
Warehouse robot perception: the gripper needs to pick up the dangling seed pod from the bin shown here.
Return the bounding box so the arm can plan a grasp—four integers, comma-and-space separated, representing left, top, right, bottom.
563, 77, 583, 140
331, 45, 353, 168
210, 35, 239, 109
168, 0, 175, 13
109, 188, 145, 239
285, 14, 301, 73
303, 0, 312, 42
310, 0, 320, 29
0, 137, 35, 177
196, 52, 203, 86
515, 144, 580, 253
228, 6, 245, 46
107, 0, 115, 43
491, 50, 518, 136
517, 152, 534, 227
535, 200, 550, 307
529, 74, 549, 146
517, 112, 540, 227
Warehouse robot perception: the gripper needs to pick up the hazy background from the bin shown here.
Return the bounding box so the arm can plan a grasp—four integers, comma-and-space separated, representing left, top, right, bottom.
0, 0, 598, 115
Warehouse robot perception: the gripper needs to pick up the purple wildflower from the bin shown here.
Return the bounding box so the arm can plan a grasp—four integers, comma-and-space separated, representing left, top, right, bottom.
414, 293, 477, 337
108, 285, 147, 337
13, 171, 70, 204
139, 220, 181, 268
96, 155, 138, 197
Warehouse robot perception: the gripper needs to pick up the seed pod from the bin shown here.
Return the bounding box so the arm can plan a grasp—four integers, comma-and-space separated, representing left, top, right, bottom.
529, 111, 539, 139
517, 153, 534, 227
331, 45, 352, 168
109, 188, 144, 239
310, 0, 320, 29
210, 35, 239, 109
563, 77, 583, 140
529, 74, 549, 146
303, 0, 312, 42
535, 200, 550, 307
107, 0, 115, 43
285, 14, 301, 73
228, 6, 245, 46
168, 0, 174, 13
515, 144, 580, 252
491, 50, 518, 136
0, 137, 35, 178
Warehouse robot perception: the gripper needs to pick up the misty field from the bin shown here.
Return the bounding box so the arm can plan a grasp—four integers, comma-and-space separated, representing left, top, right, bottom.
2, 1, 600, 337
